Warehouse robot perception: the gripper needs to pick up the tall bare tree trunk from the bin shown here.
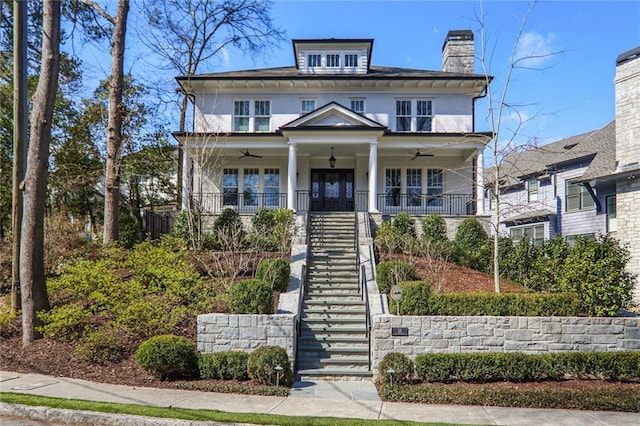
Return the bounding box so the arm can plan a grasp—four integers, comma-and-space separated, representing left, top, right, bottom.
102, 0, 129, 244
20, 0, 61, 346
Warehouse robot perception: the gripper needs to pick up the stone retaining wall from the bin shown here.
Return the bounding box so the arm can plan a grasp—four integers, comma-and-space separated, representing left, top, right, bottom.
197, 313, 296, 361
372, 315, 640, 368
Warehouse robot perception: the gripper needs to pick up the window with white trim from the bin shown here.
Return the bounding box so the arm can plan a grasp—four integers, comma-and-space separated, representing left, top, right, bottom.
416, 100, 433, 132
350, 98, 365, 114
223, 168, 281, 208
510, 224, 544, 246
396, 100, 411, 132
565, 233, 595, 247
243, 168, 259, 206
606, 195, 617, 232
223, 168, 239, 205
326, 54, 340, 67
565, 179, 594, 211
233, 101, 250, 132
307, 54, 321, 67
385, 169, 401, 207
301, 99, 315, 114
527, 179, 538, 202
264, 169, 280, 207
345, 54, 358, 67
427, 169, 443, 207
254, 100, 270, 132
406, 169, 422, 207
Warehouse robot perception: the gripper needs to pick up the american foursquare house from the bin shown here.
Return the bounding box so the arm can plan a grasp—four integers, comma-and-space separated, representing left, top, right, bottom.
173, 31, 492, 221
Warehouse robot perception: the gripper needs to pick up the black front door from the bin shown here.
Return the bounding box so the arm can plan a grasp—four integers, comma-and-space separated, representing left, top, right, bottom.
310, 169, 354, 211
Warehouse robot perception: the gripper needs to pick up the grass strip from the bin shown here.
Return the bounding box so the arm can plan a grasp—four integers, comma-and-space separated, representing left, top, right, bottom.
379, 384, 640, 412
173, 381, 290, 396
0, 392, 454, 426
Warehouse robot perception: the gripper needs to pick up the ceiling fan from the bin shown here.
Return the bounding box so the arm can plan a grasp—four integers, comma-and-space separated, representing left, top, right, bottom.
411, 149, 434, 160
238, 149, 263, 159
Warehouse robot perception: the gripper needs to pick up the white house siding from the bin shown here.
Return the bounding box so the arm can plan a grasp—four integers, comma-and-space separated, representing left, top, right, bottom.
193, 91, 473, 134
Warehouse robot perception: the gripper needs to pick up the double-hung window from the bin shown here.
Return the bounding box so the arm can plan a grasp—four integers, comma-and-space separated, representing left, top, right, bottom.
326, 54, 340, 67
565, 179, 594, 211
308, 54, 321, 67
350, 98, 365, 114
301, 99, 316, 114
344, 54, 358, 67
264, 169, 280, 207
416, 100, 433, 132
427, 169, 443, 206
406, 169, 422, 207
223, 168, 239, 205
527, 179, 539, 202
243, 168, 259, 206
254, 101, 270, 132
233, 101, 250, 132
396, 100, 412, 132
385, 169, 402, 207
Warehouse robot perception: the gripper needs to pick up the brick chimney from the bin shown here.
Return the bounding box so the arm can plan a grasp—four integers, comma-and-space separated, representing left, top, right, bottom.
442, 30, 475, 73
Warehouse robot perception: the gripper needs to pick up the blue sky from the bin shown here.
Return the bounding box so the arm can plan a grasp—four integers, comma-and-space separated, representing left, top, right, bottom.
79, 1, 640, 147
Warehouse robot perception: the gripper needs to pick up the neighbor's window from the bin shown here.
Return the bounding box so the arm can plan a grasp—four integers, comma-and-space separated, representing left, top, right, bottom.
406, 169, 422, 207
350, 99, 365, 114
565, 233, 595, 247
427, 169, 443, 207
385, 168, 402, 207
606, 195, 617, 232
308, 54, 322, 67
254, 100, 270, 132
326, 54, 340, 67
527, 179, 539, 202
396, 100, 411, 132
416, 100, 433, 132
510, 224, 544, 246
566, 179, 594, 211
344, 54, 358, 67
223, 168, 239, 205
233, 101, 250, 132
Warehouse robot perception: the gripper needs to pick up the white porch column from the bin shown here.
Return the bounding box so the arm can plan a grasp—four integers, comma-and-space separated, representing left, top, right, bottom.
287, 142, 297, 211
476, 148, 485, 215
368, 142, 378, 212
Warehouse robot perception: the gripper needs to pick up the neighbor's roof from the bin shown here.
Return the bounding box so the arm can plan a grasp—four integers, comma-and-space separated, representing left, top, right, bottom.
486, 121, 615, 187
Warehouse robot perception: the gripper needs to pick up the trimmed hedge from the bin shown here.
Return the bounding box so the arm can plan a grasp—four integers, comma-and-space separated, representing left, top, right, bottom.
247, 345, 293, 386
376, 261, 418, 293
198, 350, 249, 381
256, 258, 290, 292
134, 335, 198, 380
388, 281, 431, 315
414, 351, 640, 383
423, 292, 581, 316
228, 279, 274, 314
377, 352, 415, 385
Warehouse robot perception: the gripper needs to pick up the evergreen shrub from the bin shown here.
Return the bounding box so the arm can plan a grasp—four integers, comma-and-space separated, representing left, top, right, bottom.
392, 212, 416, 237
256, 258, 290, 292
388, 281, 431, 315
199, 351, 249, 380
228, 279, 273, 314
377, 352, 415, 385
376, 261, 418, 293
135, 335, 198, 380
247, 346, 293, 386
422, 214, 447, 242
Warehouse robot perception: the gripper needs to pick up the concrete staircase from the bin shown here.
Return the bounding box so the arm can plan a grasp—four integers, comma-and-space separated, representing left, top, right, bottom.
296, 212, 372, 381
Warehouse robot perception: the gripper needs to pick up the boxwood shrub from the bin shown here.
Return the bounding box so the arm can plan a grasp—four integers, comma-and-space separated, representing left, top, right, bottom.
228, 279, 274, 314
247, 346, 293, 386
134, 335, 198, 380
198, 350, 249, 380
424, 292, 581, 316
256, 258, 290, 292
388, 281, 431, 315
377, 352, 415, 385
414, 351, 640, 383
376, 261, 418, 293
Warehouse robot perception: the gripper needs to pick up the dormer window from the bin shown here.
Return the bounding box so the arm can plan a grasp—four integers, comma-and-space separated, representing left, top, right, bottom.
326, 54, 340, 67
345, 54, 358, 67
308, 54, 321, 67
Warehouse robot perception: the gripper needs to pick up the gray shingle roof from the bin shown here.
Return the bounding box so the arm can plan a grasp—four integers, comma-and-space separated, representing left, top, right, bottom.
486, 121, 615, 187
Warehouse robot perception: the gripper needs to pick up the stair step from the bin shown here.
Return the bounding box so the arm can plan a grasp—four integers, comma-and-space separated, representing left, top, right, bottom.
298, 344, 369, 353
300, 335, 369, 343
301, 324, 368, 332
304, 299, 364, 306
302, 317, 365, 324
303, 308, 366, 315
296, 369, 373, 380
297, 356, 370, 365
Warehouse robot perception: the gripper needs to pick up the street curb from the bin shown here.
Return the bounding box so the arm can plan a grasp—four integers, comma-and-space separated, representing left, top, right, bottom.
0, 402, 252, 426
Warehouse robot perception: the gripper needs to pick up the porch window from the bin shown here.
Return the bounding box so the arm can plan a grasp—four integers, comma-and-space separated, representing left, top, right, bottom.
566, 179, 594, 211
406, 169, 422, 207
264, 168, 280, 207
345, 54, 358, 67
326, 54, 340, 67
416, 100, 432, 132
350, 98, 365, 114
233, 101, 250, 132
427, 169, 443, 206
223, 168, 239, 205
527, 179, 538, 202
254, 101, 270, 132
243, 168, 259, 206
385, 169, 401, 207
606, 195, 617, 232
308, 54, 321, 67
301, 99, 315, 114
396, 100, 411, 132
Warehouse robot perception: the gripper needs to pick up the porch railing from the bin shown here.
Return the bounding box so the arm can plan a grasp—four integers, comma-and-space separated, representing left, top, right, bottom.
377, 193, 475, 216
193, 192, 287, 214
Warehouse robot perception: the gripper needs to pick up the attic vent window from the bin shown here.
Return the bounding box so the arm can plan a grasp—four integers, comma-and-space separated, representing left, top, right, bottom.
564, 143, 578, 150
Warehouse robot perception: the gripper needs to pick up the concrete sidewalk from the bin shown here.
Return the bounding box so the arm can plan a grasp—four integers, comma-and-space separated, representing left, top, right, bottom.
1, 371, 639, 425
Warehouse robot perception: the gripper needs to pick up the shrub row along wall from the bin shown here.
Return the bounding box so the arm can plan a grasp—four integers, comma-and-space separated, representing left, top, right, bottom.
371, 315, 640, 369
197, 313, 296, 361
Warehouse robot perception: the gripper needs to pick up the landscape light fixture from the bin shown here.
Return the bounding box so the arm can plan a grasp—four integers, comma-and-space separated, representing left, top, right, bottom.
275, 364, 284, 386
329, 147, 336, 168
387, 368, 396, 386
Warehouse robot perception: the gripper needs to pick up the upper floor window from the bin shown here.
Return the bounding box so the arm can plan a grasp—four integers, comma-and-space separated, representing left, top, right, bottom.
350, 98, 365, 114
416, 100, 433, 132
308, 54, 322, 67
396, 100, 412, 132
345, 54, 358, 67
566, 179, 594, 212
233, 100, 270, 132
527, 179, 538, 202
301, 99, 316, 114
326, 54, 340, 67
